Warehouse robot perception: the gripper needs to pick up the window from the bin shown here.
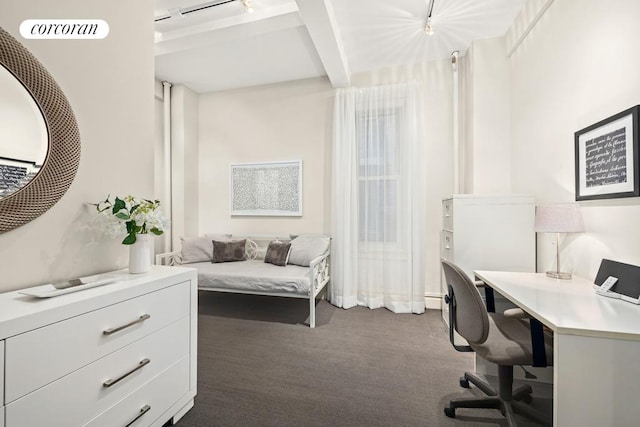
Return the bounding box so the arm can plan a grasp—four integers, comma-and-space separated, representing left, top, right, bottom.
356, 110, 402, 243
332, 82, 426, 312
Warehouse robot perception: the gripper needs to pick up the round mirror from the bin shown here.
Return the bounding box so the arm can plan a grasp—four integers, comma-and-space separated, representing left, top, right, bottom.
0, 64, 48, 199
0, 26, 81, 233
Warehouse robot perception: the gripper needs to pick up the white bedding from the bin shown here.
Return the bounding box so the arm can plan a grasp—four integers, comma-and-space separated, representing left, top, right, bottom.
194, 259, 312, 295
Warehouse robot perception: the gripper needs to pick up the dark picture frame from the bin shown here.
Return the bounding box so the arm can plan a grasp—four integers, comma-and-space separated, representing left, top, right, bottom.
575, 105, 640, 201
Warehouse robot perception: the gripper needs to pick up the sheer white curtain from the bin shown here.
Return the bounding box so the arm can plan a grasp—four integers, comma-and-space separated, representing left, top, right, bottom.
331, 82, 426, 314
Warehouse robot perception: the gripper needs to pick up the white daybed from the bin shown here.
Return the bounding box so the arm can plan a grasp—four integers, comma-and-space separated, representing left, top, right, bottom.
156, 235, 330, 328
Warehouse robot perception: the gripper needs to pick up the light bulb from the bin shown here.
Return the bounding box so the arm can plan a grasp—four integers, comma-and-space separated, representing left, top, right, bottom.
242, 0, 254, 13
425, 17, 434, 36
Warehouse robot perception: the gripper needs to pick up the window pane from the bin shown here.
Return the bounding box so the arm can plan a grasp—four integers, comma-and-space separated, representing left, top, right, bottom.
356, 110, 400, 244
359, 179, 397, 243
357, 114, 397, 176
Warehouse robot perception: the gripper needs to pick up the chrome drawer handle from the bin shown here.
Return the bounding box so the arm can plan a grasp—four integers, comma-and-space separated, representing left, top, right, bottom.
103, 358, 150, 388
103, 314, 151, 335
124, 404, 151, 427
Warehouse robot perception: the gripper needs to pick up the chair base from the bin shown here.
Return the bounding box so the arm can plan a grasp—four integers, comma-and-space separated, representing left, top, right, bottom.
444, 366, 551, 427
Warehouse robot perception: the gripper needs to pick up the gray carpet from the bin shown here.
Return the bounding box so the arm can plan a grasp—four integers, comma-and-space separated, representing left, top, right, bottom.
174, 292, 552, 427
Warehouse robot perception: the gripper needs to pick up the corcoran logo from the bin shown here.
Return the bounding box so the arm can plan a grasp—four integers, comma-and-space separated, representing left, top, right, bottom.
19, 19, 109, 39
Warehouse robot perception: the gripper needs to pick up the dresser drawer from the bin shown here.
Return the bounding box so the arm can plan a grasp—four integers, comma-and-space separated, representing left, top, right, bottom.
5, 281, 190, 403
442, 199, 454, 231
0, 406, 4, 427
441, 231, 454, 261
5, 316, 189, 427
85, 356, 190, 427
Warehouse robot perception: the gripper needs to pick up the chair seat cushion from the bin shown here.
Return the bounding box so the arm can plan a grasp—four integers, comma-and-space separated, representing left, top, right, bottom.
470, 313, 553, 366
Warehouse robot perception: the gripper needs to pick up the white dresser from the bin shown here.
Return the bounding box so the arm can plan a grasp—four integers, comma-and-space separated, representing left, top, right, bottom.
0, 265, 197, 427
440, 195, 536, 339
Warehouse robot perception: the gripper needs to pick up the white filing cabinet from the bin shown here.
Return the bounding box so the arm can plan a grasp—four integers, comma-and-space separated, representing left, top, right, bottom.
440, 194, 536, 343
0, 265, 197, 427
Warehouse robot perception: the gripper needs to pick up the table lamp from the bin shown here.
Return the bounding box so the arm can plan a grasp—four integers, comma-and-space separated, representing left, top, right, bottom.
534, 203, 584, 279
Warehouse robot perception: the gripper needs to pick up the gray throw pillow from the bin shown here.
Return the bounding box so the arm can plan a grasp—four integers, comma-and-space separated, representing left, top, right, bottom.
288, 236, 330, 267
180, 235, 229, 264
212, 239, 247, 263
264, 241, 292, 267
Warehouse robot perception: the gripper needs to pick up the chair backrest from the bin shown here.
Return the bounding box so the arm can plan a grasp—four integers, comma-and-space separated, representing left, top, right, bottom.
441, 260, 490, 345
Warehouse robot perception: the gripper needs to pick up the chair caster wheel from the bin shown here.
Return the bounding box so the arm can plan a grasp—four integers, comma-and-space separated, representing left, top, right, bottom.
459, 377, 470, 388
444, 407, 456, 418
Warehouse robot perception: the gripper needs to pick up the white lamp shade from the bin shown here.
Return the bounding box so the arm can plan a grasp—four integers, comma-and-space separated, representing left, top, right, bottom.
534, 204, 585, 233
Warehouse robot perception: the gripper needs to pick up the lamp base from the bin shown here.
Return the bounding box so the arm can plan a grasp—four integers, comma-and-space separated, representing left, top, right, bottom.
546, 271, 572, 280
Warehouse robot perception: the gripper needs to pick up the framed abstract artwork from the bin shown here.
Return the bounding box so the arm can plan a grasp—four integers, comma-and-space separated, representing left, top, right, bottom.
575, 105, 640, 201
230, 160, 302, 216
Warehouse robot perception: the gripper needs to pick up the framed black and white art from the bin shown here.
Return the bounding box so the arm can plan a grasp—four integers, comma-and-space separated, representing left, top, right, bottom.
230, 160, 302, 216
575, 105, 640, 201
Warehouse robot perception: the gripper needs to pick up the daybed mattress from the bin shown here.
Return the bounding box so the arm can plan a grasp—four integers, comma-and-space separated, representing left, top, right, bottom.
193, 260, 312, 295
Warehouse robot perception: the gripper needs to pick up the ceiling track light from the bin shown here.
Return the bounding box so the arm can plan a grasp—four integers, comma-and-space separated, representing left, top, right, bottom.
425, 0, 435, 36
153, 0, 253, 22
242, 0, 254, 13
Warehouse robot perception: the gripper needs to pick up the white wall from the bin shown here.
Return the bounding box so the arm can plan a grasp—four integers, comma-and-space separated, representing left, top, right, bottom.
351, 60, 454, 302
198, 77, 334, 236
154, 79, 165, 205
459, 49, 473, 193
154, 79, 169, 254
0, 0, 155, 291
459, 37, 512, 194
171, 84, 199, 249
510, 0, 640, 278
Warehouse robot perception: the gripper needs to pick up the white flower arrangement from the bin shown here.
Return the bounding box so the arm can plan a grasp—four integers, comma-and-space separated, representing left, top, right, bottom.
93, 195, 167, 244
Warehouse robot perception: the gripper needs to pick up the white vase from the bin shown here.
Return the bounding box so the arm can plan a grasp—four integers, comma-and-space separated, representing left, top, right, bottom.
129, 234, 152, 274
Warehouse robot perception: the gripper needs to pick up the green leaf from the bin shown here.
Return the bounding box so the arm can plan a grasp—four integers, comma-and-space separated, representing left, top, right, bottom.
113, 197, 126, 214
115, 212, 129, 220
150, 227, 163, 236
125, 220, 140, 234
130, 204, 140, 214
122, 233, 136, 245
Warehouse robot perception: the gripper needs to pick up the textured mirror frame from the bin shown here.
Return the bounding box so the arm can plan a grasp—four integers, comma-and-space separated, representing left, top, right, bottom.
0, 26, 81, 233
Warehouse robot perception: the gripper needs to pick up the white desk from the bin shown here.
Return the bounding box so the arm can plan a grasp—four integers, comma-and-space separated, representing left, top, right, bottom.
475, 270, 640, 427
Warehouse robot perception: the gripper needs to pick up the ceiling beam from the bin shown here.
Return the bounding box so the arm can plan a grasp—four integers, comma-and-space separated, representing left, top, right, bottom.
295, 0, 350, 87
506, 0, 555, 57
155, 2, 301, 56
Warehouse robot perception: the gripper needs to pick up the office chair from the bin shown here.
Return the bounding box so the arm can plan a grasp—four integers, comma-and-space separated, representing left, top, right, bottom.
441, 260, 553, 426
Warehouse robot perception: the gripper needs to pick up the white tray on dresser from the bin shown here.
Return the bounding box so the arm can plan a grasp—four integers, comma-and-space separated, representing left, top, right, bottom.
0, 265, 198, 427
17, 274, 121, 298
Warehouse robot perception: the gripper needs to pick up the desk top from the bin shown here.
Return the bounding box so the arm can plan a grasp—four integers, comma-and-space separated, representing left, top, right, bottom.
475, 270, 640, 341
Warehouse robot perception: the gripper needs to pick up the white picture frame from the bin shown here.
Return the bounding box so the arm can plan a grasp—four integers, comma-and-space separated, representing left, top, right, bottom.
230, 160, 302, 216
